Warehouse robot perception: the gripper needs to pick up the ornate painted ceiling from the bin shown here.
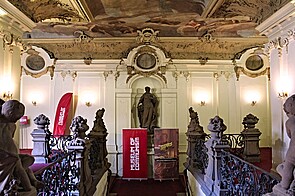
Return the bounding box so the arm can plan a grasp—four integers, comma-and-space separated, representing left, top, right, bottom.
7, 0, 289, 38
3, 0, 289, 60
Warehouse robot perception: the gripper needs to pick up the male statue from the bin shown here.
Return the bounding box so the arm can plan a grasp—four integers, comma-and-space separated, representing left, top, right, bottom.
137, 86, 158, 133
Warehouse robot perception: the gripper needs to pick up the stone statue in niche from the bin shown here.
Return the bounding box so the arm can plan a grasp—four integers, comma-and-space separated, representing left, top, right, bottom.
0, 99, 42, 195
137, 86, 158, 133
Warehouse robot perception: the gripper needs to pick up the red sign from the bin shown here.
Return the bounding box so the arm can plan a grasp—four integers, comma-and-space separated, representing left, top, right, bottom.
20, 116, 29, 125
123, 128, 147, 179
53, 93, 73, 136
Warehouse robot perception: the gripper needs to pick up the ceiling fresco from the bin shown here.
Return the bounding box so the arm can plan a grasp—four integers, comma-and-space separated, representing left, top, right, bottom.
8, 0, 290, 38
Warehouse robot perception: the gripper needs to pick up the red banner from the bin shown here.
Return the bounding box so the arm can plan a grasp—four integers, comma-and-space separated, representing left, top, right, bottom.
53, 93, 73, 136
123, 128, 147, 179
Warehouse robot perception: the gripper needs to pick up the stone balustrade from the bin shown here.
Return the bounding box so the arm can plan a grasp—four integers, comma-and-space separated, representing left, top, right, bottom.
185, 107, 274, 196
30, 109, 111, 195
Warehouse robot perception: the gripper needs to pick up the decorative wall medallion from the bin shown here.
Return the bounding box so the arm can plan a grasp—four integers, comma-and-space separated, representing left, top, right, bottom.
22, 47, 55, 79
26, 54, 46, 71
233, 47, 269, 80
136, 53, 156, 70
245, 55, 263, 71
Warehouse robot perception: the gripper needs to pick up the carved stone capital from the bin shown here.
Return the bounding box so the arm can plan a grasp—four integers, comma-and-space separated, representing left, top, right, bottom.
60, 70, 77, 81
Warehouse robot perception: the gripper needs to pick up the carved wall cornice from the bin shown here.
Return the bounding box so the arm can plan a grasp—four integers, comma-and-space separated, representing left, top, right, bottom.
256, 1, 295, 38
0, 0, 36, 32
24, 36, 267, 61
265, 28, 295, 55
0, 29, 25, 51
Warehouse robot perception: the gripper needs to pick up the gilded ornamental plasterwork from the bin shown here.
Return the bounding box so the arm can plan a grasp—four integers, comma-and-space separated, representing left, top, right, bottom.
265, 28, 295, 56
136, 28, 159, 44
25, 36, 267, 61
22, 46, 55, 79
0, 29, 25, 52
232, 46, 270, 81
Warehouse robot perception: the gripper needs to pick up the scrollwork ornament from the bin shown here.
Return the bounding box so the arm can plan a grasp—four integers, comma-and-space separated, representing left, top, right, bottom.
287, 29, 295, 39
103, 71, 113, 81
3, 32, 13, 46
278, 37, 289, 53
221, 71, 232, 81
114, 71, 120, 81
213, 72, 221, 81
172, 71, 179, 81
136, 28, 159, 44
199, 57, 208, 65
74, 30, 93, 43
266, 40, 276, 52
271, 39, 279, 49
199, 33, 216, 43
181, 71, 191, 82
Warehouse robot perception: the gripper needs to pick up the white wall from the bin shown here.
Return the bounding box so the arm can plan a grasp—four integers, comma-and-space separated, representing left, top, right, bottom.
0, 8, 34, 147
256, 1, 295, 170
20, 44, 272, 175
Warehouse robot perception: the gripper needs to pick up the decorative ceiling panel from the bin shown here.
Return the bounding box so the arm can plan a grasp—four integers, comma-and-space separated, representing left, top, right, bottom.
7, 0, 287, 38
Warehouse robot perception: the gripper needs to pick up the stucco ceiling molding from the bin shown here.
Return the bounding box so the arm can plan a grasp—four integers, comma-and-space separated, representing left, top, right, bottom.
0, 29, 25, 52
0, 0, 35, 32
256, 1, 295, 38
266, 34, 290, 56
24, 36, 268, 61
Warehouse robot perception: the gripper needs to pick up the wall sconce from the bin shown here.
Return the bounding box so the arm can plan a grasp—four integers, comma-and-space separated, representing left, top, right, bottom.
82, 91, 96, 107
194, 91, 209, 107
3, 91, 13, 100
245, 91, 260, 107
251, 100, 257, 106
85, 101, 92, 107
32, 101, 37, 106
278, 92, 288, 99
200, 101, 206, 106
